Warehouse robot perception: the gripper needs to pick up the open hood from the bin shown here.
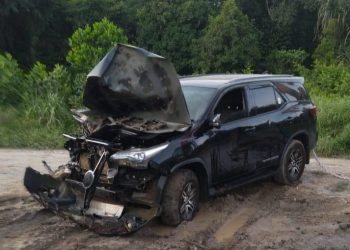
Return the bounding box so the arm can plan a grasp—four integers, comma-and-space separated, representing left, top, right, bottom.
83, 44, 191, 132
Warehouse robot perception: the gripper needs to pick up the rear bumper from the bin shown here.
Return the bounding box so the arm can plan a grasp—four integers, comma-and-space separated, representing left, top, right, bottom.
24, 167, 159, 235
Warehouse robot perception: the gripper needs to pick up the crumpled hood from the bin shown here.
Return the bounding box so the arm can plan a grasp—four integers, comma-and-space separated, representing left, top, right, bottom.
83, 44, 191, 132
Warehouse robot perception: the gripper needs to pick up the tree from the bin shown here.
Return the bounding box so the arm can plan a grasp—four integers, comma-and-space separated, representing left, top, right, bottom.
316, 0, 350, 42
313, 0, 350, 65
0, 0, 73, 68
313, 19, 339, 64
136, 0, 217, 74
66, 18, 128, 74
194, 0, 261, 73
239, 0, 318, 58
66, 0, 124, 28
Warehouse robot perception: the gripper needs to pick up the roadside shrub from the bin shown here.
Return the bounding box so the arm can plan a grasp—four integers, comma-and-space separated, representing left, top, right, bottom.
313, 95, 350, 157
0, 60, 77, 148
21, 63, 73, 126
303, 61, 350, 96
0, 106, 72, 148
0, 53, 25, 106
266, 49, 307, 74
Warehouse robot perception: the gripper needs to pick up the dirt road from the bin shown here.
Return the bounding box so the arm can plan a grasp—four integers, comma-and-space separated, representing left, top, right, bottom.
1, 149, 350, 250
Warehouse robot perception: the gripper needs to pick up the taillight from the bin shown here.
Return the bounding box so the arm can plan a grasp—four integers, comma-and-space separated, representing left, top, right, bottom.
310, 105, 317, 117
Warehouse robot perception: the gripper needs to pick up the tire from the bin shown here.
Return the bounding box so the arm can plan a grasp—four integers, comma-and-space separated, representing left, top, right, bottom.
161, 169, 199, 226
274, 140, 306, 185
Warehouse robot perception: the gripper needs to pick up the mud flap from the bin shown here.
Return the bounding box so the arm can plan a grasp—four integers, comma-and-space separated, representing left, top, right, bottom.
23, 167, 155, 235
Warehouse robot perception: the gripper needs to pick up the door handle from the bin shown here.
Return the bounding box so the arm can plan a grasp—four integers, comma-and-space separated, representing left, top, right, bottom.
244, 126, 256, 133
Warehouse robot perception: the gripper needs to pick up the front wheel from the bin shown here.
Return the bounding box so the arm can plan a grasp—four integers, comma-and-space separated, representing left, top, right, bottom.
161, 169, 199, 226
274, 140, 306, 185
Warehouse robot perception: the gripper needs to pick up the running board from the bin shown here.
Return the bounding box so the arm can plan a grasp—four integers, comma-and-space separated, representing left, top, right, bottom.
209, 170, 276, 196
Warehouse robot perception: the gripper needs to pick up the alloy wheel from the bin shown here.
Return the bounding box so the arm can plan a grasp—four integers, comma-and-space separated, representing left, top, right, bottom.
180, 182, 197, 220
288, 147, 304, 179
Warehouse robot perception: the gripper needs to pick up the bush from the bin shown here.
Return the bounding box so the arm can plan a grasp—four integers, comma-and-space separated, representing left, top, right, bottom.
0, 59, 77, 148
313, 95, 350, 157
0, 53, 25, 106
303, 61, 350, 96
0, 106, 73, 149
266, 49, 307, 74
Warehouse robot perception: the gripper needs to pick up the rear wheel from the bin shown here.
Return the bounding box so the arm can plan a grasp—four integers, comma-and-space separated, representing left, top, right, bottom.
274, 140, 306, 185
161, 169, 199, 226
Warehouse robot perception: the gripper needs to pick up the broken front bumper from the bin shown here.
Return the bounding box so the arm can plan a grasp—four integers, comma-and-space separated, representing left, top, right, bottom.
23, 167, 159, 235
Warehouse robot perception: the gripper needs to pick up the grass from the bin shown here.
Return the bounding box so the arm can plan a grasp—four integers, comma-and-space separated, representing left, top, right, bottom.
313, 95, 350, 157
0, 105, 77, 149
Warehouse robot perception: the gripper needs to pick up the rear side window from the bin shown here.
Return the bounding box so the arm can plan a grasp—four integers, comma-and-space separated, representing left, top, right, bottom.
275, 82, 310, 101
250, 86, 283, 115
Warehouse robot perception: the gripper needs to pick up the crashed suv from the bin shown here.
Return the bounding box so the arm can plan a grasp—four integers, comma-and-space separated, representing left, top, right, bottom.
24, 44, 318, 235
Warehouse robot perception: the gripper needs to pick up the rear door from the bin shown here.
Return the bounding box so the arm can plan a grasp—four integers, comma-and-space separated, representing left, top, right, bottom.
247, 82, 286, 169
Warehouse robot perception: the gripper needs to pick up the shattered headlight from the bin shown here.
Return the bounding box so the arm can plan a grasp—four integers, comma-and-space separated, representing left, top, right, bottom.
110, 143, 169, 169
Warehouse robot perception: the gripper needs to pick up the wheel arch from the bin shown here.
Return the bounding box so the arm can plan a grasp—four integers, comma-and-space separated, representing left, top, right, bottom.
170, 158, 210, 200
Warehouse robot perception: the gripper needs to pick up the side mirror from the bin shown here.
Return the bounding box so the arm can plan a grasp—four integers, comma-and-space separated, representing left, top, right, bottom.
211, 114, 221, 129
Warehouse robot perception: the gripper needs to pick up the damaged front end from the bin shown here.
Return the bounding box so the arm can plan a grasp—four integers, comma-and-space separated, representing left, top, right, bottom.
24, 44, 191, 235
24, 135, 166, 235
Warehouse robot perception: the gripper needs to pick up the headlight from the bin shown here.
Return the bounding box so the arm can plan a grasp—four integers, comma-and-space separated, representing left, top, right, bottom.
110, 143, 169, 169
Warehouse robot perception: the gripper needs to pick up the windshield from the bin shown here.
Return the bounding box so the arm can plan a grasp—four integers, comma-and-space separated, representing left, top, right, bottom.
181, 86, 216, 121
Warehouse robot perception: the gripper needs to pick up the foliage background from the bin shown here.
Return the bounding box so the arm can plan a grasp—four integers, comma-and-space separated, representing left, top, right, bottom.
0, 0, 349, 157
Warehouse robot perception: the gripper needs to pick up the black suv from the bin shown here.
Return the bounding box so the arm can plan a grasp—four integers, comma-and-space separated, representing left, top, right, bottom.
24, 44, 317, 235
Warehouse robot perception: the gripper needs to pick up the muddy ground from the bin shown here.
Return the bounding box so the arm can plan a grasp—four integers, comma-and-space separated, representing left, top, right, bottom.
0, 149, 350, 250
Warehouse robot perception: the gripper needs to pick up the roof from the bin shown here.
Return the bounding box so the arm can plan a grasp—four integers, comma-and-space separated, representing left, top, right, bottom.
179, 74, 303, 88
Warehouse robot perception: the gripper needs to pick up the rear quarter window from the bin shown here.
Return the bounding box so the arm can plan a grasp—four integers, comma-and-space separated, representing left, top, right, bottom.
275, 82, 310, 101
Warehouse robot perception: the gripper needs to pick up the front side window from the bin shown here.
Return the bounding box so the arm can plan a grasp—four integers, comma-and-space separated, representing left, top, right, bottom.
214, 88, 246, 124
251, 86, 283, 115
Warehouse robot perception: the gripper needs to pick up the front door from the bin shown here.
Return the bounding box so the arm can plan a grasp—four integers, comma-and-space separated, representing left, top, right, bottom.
208, 87, 254, 183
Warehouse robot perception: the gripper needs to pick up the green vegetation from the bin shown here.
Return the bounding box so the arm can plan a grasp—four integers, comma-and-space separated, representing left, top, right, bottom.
312, 96, 350, 157
67, 18, 128, 73
0, 18, 127, 148
0, 0, 349, 156
194, 0, 260, 73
